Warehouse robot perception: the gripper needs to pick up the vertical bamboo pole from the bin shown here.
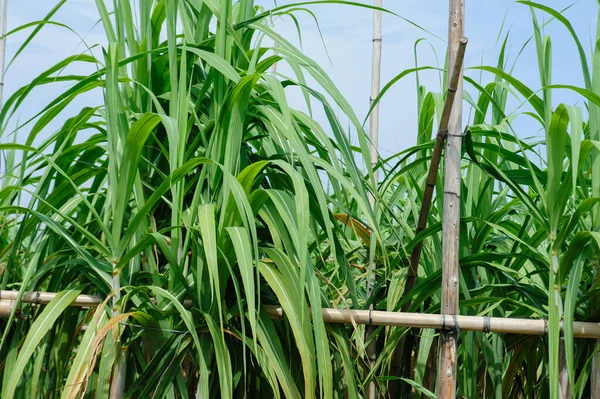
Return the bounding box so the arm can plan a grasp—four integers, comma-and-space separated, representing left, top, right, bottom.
365, 2, 382, 398
368, 0, 382, 177
438, 1, 464, 398
0, 0, 7, 108
590, 7, 600, 395
389, 38, 468, 398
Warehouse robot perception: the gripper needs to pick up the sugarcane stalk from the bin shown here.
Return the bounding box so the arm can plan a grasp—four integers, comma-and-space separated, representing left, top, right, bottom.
109, 270, 124, 399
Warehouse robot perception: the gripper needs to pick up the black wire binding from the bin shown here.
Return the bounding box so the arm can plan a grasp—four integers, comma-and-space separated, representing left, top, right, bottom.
483, 316, 491, 334
33, 291, 41, 305
441, 314, 461, 344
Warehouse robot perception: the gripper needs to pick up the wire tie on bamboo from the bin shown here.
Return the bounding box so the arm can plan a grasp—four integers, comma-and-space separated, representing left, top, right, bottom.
441, 314, 449, 342
33, 291, 41, 305
441, 314, 449, 335
441, 314, 461, 343
483, 316, 491, 333
453, 314, 461, 344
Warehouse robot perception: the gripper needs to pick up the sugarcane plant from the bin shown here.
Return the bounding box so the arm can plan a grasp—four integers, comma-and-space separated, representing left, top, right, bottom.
2, 0, 600, 398
367, 2, 600, 398
0, 1, 387, 397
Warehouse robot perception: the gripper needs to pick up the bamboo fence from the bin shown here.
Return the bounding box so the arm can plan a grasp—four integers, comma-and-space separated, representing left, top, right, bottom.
3, 290, 600, 339
4, 0, 593, 397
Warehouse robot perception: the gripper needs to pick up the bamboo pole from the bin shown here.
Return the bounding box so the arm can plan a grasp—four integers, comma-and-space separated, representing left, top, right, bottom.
366, 2, 382, 399
0, 0, 6, 107
368, 0, 382, 176
438, 1, 465, 397
0, 290, 103, 306
389, 37, 468, 398
0, 299, 14, 318
4, 290, 600, 339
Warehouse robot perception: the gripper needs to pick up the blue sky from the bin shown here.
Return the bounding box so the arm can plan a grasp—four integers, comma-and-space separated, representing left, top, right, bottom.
2, 0, 598, 160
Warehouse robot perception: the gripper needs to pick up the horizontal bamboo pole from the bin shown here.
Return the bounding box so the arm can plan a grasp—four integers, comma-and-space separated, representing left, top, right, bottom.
266, 306, 600, 338
0, 299, 26, 319
0, 299, 14, 318
3, 290, 600, 339
0, 290, 103, 307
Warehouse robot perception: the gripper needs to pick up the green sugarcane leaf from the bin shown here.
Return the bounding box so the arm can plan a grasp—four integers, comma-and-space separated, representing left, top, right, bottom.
5, 288, 82, 399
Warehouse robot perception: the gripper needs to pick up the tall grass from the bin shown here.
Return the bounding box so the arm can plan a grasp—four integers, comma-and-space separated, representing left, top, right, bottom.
1, 1, 600, 398
0, 1, 384, 397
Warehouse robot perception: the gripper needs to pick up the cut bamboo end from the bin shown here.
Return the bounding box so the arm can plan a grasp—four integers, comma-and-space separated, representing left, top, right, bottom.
3, 290, 600, 339
0, 299, 14, 318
